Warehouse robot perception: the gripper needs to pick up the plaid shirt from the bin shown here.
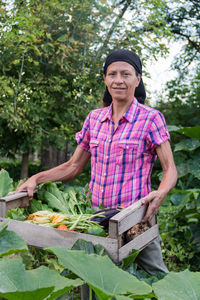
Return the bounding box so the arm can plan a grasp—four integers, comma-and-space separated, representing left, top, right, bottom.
76, 98, 170, 208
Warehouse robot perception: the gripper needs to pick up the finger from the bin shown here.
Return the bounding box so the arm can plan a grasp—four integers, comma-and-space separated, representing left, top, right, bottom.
141, 191, 158, 206
27, 187, 34, 200
142, 205, 157, 223
16, 185, 26, 193
141, 196, 149, 205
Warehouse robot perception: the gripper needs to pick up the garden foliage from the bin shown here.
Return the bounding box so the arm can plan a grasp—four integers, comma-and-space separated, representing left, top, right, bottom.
157, 126, 200, 272
0, 221, 200, 300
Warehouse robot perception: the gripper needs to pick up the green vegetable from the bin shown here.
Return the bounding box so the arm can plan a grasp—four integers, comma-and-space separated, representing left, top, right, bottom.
86, 225, 107, 237
29, 199, 50, 213
36, 182, 94, 215
6, 208, 27, 221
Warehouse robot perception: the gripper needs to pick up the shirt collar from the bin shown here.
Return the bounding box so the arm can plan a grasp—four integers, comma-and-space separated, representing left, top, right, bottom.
101, 97, 138, 123
101, 103, 113, 122
123, 97, 138, 123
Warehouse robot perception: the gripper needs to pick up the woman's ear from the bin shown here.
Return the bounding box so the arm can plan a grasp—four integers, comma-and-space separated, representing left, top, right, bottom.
136, 74, 141, 87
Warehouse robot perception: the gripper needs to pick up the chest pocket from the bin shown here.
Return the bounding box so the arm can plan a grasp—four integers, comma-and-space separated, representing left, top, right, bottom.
116, 140, 139, 165
89, 139, 99, 164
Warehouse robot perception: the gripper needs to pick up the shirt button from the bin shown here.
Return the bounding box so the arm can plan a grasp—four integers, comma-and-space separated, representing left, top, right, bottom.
109, 139, 112, 142
106, 155, 109, 159
126, 146, 129, 149
101, 188, 104, 192
103, 173, 106, 176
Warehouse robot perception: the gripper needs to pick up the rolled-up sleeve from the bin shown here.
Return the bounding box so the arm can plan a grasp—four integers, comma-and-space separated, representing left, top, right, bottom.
75, 112, 91, 152
147, 111, 170, 150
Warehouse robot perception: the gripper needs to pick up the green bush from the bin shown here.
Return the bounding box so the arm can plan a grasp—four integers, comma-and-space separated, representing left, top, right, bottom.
0, 160, 42, 181
159, 189, 200, 272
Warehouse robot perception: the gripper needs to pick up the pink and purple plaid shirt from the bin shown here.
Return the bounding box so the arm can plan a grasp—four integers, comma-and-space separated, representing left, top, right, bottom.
76, 98, 170, 208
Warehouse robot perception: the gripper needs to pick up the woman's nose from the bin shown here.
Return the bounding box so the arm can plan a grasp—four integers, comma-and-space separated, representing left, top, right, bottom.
114, 74, 123, 83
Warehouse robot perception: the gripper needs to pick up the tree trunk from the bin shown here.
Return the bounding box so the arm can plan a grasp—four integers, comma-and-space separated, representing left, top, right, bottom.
41, 141, 68, 169
20, 151, 29, 179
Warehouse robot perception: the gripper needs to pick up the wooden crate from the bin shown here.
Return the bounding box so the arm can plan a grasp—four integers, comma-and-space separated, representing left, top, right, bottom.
0, 192, 159, 264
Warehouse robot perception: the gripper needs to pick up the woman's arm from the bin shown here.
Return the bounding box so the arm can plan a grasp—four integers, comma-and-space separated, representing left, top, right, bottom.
16, 145, 91, 199
141, 140, 178, 222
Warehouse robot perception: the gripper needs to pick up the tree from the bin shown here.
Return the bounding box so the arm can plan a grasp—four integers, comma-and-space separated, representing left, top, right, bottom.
155, 0, 200, 127
165, 0, 200, 70
0, 0, 170, 178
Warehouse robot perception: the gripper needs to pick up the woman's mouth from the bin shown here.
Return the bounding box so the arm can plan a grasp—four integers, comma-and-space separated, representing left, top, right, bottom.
112, 87, 126, 90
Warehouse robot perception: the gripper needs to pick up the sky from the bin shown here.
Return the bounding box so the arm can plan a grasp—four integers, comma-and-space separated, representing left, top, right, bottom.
143, 41, 183, 106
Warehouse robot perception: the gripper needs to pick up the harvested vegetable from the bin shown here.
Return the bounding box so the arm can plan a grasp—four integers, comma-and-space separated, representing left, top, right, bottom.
124, 221, 151, 243
51, 214, 66, 224
26, 210, 105, 234
91, 208, 121, 230
7, 182, 108, 237
57, 225, 68, 231
86, 225, 107, 237
36, 182, 94, 215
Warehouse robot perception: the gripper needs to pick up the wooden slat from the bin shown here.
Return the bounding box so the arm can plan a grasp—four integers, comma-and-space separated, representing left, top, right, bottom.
0, 192, 28, 202
118, 224, 159, 262
0, 202, 6, 218
4, 219, 119, 263
0, 192, 30, 217
109, 200, 147, 238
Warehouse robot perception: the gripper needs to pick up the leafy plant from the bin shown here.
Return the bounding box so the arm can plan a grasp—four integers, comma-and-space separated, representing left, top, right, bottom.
0, 169, 13, 197
1, 222, 200, 300
152, 269, 200, 300
0, 221, 83, 299
0, 257, 83, 300
0, 220, 28, 257
46, 247, 153, 299
36, 182, 94, 215
158, 189, 200, 272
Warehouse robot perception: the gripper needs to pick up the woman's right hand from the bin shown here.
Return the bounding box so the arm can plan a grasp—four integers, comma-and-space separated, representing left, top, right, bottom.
16, 176, 37, 199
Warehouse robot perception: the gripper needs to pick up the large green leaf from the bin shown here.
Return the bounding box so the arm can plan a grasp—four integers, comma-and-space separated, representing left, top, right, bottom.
188, 158, 200, 181
0, 221, 28, 257
120, 249, 140, 270
72, 239, 107, 256
174, 138, 200, 152
0, 257, 83, 300
167, 125, 181, 132
43, 190, 68, 213
152, 269, 200, 300
177, 156, 200, 180
167, 126, 200, 140
177, 126, 200, 140
0, 169, 13, 197
37, 182, 70, 214
47, 247, 152, 299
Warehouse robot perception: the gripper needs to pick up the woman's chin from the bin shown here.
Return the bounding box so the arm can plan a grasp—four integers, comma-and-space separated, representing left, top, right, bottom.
112, 96, 130, 103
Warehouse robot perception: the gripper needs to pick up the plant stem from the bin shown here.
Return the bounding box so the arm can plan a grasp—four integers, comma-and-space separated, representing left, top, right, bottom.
89, 286, 92, 300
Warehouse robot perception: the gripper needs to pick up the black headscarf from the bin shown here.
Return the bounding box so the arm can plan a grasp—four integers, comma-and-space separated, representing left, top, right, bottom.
103, 49, 146, 105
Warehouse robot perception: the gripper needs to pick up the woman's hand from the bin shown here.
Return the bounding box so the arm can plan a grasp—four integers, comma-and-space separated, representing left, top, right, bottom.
141, 190, 164, 222
16, 176, 37, 200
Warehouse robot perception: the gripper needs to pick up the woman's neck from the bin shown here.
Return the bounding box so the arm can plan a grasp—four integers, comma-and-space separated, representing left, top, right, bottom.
112, 99, 133, 127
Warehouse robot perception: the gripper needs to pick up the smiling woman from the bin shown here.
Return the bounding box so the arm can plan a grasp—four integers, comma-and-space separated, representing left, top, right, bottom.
104, 61, 141, 104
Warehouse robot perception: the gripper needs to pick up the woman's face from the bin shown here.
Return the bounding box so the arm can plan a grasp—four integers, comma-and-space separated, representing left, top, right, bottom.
104, 61, 141, 104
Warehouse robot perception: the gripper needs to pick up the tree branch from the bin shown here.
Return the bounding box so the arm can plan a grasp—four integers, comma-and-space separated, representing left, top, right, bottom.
96, 0, 132, 60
